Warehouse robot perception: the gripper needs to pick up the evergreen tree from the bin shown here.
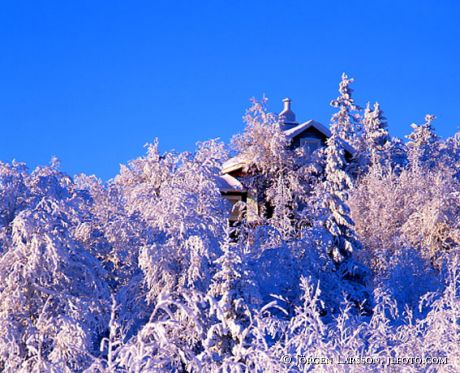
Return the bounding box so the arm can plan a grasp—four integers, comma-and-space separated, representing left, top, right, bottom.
442, 131, 460, 178
330, 73, 362, 148
406, 114, 439, 169
323, 124, 359, 264
322, 93, 370, 306
362, 102, 390, 169
203, 231, 249, 367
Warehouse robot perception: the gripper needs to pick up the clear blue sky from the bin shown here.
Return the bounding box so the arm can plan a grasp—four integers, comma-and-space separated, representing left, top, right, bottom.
1, 1, 459, 180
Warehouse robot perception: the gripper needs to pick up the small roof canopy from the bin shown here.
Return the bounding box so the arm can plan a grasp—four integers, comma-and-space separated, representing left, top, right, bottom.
217, 174, 246, 193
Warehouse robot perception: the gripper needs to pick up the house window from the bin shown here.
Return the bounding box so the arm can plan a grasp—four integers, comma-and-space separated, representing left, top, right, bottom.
300, 138, 322, 153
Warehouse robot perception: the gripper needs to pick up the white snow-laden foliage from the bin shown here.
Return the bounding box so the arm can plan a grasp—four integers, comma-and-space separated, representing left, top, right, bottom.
323, 116, 358, 264
0, 163, 110, 372
406, 114, 440, 169
361, 102, 390, 170
1, 74, 460, 372
134, 139, 229, 302
231, 97, 306, 239
329, 73, 362, 148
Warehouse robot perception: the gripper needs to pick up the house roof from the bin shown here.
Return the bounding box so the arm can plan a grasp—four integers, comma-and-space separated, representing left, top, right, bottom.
221, 154, 250, 174
221, 119, 355, 175
216, 173, 245, 193
285, 120, 355, 154
284, 119, 330, 139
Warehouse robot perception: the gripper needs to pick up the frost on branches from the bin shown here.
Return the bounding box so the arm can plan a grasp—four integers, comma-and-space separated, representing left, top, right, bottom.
323, 124, 357, 264
362, 102, 390, 170
329, 73, 362, 148
0, 75, 460, 372
406, 114, 440, 169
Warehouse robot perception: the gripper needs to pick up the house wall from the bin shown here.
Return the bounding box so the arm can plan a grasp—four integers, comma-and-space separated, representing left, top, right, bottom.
246, 187, 259, 222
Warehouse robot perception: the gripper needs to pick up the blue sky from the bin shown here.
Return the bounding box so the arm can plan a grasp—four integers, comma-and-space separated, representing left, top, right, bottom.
1, 1, 459, 180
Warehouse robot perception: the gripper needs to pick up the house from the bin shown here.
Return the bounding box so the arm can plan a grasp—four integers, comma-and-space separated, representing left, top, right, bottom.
218, 98, 354, 225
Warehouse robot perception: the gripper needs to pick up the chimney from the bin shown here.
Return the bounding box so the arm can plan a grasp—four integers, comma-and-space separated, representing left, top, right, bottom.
283, 98, 292, 112
279, 97, 297, 125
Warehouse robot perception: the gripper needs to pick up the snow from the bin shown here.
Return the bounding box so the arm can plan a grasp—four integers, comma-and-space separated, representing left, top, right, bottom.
221, 154, 251, 174
216, 174, 245, 192
0, 76, 459, 372
284, 119, 327, 138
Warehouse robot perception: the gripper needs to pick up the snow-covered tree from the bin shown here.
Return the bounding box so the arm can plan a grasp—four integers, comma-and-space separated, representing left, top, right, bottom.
232, 97, 291, 176
74, 174, 144, 290
114, 291, 205, 372
232, 97, 309, 238
350, 164, 460, 274
137, 139, 228, 303
330, 73, 362, 148
362, 102, 390, 169
417, 253, 460, 369
0, 198, 110, 371
283, 277, 328, 368
438, 131, 460, 178
323, 120, 360, 265
202, 231, 252, 367
406, 114, 439, 169
0, 161, 30, 230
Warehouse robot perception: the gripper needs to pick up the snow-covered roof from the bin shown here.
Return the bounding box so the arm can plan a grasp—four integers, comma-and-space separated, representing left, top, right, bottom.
221, 119, 355, 176
285, 120, 355, 154
221, 154, 250, 174
216, 174, 245, 193
284, 119, 331, 139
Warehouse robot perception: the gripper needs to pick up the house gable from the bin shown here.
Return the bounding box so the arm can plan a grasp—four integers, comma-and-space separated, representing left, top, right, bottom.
285, 119, 354, 156
289, 123, 329, 149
